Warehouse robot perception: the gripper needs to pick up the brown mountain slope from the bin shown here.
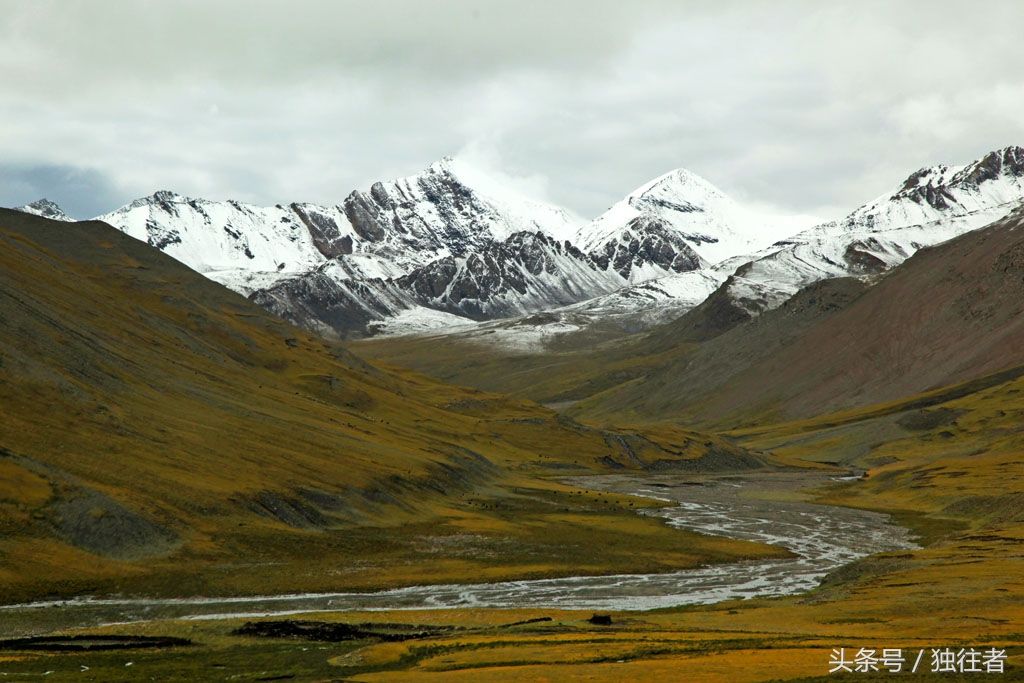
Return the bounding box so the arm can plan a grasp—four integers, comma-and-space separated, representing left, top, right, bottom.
0, 209, 778, 603
360, 206, 1024, 429
566, 205, 1024, 426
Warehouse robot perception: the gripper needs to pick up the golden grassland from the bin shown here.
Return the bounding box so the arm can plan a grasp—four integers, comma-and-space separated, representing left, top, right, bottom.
5, 366, 1023, 681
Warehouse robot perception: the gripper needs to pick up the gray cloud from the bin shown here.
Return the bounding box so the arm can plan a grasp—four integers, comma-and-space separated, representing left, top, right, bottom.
1, 0, 1023, 222
0, 163, 126, 218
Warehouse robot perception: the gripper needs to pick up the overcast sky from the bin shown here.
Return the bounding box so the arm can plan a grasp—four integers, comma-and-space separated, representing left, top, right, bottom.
2, 0, 1023, 220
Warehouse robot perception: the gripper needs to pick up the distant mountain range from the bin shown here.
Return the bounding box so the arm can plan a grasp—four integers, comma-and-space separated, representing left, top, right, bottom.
15, 146, 1024, 343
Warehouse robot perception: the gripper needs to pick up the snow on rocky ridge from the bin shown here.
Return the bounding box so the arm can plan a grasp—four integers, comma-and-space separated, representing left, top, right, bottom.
93, 157, 583, 297
84, 157, 632, 337
724, 145, 1024, 316
14, 199, 74, 222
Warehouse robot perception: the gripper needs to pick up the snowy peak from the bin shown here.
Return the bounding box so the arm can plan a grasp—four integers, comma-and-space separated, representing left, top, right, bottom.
578, 168, 730, 250
121, 189, 191, 212
577, 167, 792, 282
630, 168, 729, 212
893, 147, 1024, 207
96, 190, 339, 291
340, 157, 579, 253
15, 198, 73, 222
952, 145, 1024, 188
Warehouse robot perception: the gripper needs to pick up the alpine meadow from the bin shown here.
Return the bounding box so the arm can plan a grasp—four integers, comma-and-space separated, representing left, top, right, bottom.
2, 2, 1024, 681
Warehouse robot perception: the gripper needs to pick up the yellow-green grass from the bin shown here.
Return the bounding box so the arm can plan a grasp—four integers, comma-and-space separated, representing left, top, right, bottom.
13, 368, 1021, 681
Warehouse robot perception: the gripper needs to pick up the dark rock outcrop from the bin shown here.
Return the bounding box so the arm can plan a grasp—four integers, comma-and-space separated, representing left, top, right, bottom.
590, 216, 706, 278
291, 203, 354, 258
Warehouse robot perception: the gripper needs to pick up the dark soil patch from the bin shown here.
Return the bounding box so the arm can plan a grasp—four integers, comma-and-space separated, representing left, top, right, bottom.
0, 634, 191, 652
232, 620, 456, 643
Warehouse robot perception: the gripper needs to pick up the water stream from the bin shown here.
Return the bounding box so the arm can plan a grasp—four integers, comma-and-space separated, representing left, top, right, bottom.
0, 471, 915, 633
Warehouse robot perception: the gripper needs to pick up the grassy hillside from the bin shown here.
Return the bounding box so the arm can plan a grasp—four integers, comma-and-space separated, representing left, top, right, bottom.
0, 208, 784, 603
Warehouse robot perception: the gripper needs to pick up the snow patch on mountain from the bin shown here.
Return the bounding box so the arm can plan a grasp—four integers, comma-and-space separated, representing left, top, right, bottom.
576, 168, 802, 283
367, 306, 477, 337
15, 199, 74, 222
96, 191, 331, 290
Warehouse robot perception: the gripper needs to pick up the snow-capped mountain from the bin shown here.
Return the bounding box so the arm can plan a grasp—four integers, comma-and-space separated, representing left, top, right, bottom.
406, 146, 1024, 352
96, 191, 334, 293
576, 168, 796, 282
15, 147, 1023, 347
15, 199, 74, 222
87, 157, 615, 337
339, 156, 580, 260
9, 158, 807, 340
724, 145, 1024, 315
94, 157, 582, 298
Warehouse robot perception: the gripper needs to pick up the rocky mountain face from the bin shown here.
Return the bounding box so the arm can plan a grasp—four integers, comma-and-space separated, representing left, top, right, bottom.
588, 215, 707, 279
398, 231, 623, 319
251, 230, 625, 336
250, 265, 412, 339
15, 199, 74, 222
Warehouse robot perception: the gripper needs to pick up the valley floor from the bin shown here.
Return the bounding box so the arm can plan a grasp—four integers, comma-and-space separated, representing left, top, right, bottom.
3, 456, 1021, 681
